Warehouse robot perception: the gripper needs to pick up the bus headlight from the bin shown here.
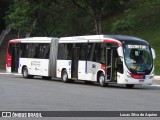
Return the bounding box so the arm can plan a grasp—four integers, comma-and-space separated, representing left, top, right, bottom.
127, 72, 132, 78
149, 74, 154, 79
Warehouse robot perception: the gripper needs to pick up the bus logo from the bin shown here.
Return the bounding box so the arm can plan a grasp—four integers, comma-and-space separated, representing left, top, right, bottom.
2, 112, 11, 117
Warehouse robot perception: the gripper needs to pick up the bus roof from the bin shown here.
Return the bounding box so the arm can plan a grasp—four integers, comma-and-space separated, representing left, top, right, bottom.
8, 35, 149, 45
9, 37, 58, 43
59, 35, 149, 46
59, 35, 122, 45
106, 35, 149, 45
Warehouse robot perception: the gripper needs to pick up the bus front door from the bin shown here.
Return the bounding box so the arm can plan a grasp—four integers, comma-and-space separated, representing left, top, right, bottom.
106, 47, 117, 81
11, 44, 20, 73
71, 47, 79, 79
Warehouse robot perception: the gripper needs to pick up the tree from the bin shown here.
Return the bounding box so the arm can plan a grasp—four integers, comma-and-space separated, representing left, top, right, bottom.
5, 0, 90, 36
0, 0, 10, 32
5, 0, 32, 35
71, 0, 126, 34
5, 0, 130, 36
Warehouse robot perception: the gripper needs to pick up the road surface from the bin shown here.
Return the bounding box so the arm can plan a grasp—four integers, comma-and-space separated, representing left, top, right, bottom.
0, 73, 160, 119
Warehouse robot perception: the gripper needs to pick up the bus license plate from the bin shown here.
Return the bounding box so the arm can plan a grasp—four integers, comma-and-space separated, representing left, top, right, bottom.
139, 79, 144, 82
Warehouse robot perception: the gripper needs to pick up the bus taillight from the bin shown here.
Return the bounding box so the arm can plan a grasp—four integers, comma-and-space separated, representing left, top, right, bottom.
7, 61, 11, 67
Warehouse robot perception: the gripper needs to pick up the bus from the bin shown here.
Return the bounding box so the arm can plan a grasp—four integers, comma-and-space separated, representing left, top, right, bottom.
6, 35, 156, 88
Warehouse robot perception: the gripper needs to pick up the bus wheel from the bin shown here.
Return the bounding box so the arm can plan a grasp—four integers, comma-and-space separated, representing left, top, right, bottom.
98, 73, 107, 87
62, 70, 69, 83
126, 84, 134, 89
22, 67, 33, 79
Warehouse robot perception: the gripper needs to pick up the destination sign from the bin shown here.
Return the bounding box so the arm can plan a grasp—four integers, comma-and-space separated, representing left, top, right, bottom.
127, 45, 147, 49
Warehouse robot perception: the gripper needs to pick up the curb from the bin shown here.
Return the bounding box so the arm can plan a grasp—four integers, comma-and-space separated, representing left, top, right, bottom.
154, 76, 160, 80
153, 76, 160, 85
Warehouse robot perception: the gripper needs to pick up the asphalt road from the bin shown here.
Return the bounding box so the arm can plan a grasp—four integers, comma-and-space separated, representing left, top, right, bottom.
0, 73, 160, 119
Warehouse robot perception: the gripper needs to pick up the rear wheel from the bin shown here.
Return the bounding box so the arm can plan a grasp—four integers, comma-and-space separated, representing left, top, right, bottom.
22, 67, 33, 79
126, 84, 134, 89
98, 73, 107, 87
62, 70, 70, 83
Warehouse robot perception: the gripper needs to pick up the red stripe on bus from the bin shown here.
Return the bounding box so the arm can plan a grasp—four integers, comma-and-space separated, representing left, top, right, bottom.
103, 39, 122, 46
9, 40, 21, 43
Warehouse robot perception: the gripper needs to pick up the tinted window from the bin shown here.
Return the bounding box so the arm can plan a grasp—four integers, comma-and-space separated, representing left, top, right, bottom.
20, 43, 50, 59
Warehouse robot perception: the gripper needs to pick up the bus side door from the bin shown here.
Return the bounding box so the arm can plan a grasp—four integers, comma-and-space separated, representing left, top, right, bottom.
105, 47, 117, 81
71, 47, 79, 79
11, 43, 20, 73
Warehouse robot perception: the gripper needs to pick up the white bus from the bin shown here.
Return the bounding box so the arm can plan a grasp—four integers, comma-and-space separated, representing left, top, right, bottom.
6, 35, 156, 88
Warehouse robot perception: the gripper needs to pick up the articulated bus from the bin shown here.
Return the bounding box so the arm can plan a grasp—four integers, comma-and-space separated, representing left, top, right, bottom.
6, 35, 156, 88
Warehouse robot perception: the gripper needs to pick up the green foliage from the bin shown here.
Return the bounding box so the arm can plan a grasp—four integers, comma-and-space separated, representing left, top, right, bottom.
5, 0, 127, 35
5, 0, 32, 32
111, 9, 136, 33
111, 0, 160, 34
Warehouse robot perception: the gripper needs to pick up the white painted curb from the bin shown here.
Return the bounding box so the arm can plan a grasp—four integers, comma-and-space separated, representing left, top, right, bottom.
154, 76, 160, 80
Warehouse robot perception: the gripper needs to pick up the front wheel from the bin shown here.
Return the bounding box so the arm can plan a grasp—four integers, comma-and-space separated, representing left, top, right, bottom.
62, 70, 70, 83
98, 73, 107, 87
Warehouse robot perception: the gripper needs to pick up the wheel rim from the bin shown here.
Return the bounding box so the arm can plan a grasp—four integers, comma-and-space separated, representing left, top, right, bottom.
23, 68, 28, 77
63, 72, 68, 81
99, 75, 104, 85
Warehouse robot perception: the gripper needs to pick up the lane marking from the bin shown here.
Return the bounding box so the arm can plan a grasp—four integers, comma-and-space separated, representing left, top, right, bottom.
150, 84, 160, 87
0, 72, 12, 75
14, 74, 22, 76
0, 72, 22, 76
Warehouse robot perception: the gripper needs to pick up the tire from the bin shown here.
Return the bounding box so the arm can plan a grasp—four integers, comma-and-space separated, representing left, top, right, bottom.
126, 84, 134, 89
98, 73, 107, 87
61, 70, 70, 83
22, 67, 33, 79
42, 76, 52, 80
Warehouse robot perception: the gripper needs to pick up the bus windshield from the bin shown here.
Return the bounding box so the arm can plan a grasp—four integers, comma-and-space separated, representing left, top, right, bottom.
124, 44, 153, 74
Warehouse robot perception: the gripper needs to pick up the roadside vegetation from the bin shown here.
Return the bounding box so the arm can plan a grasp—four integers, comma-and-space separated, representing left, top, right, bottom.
1, 0, 160, 74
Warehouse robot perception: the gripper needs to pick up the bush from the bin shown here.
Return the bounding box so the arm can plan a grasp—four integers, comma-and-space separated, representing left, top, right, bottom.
111, 0, 160, 33
111, 9, 136, 33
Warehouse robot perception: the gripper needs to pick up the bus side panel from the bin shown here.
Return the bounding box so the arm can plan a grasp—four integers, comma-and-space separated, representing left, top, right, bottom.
56, 60, 72, 78
78, 61, 86, 80
19, 58, 49, 76
78, 61, 101, 81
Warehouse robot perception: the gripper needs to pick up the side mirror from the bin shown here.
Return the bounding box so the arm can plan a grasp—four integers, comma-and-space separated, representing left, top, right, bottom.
117, 47, 124, 61
151, 48, 156, 59
117, 47, 124, 58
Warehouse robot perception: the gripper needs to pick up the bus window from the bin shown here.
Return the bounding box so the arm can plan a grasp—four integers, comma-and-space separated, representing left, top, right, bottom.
67, 44, 72, 60
79, 43, 88, 60
20, 43, 50, 59
58, 43, 67, 59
